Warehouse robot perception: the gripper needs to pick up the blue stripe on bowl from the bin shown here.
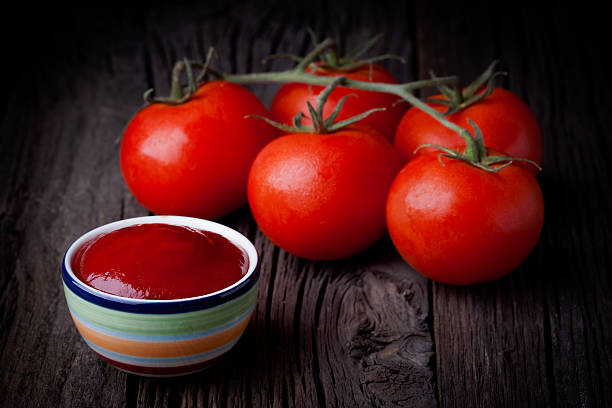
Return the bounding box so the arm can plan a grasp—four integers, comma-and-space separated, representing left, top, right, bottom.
62, 252, 259, 314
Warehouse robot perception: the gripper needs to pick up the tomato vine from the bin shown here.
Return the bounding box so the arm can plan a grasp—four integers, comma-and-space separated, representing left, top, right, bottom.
145, 38, 462, 136
144, 35, 539, 172
222, 40, 541, 172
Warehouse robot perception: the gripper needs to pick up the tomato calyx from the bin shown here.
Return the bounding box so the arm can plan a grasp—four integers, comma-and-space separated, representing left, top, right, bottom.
310, 30, 406, 73
143, 50, 216, 106
415, 119, 542, 173
248, 76, 386, 134
264, 29, 405, 76
427, 60, 506, 115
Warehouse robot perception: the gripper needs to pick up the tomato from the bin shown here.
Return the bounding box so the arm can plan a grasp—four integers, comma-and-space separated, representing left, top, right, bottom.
386, 149, 544, 285
247, 126, 402, 260
394, 87, 542, 164
270, 64, 407, 141
120, 81, 276, 219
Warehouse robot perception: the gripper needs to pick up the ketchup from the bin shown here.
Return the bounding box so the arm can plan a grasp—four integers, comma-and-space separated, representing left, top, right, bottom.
71, 223, 249, 300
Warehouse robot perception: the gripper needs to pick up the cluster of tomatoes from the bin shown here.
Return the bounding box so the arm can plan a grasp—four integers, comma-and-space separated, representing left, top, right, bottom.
120, 60, 544, 285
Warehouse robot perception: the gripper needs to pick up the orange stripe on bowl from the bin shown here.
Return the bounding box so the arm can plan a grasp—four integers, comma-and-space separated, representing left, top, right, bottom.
71, 312, 252, 358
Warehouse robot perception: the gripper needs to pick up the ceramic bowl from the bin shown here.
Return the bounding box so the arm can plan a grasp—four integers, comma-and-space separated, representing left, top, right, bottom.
62, 215, 259, 377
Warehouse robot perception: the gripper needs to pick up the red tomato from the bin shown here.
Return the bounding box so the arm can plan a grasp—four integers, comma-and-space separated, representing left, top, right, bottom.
120, 81, 276, 219
394, 87, 542, 164
386, 150, 544, 285
247, 126, 402, 260
270, 64, 406, 141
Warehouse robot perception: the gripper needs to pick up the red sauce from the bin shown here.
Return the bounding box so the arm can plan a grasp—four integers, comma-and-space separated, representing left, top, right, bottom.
71, 223, 249, 300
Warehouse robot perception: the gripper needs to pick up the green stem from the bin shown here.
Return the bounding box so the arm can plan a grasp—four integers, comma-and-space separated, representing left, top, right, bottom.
395, 90, 479, 160
223, 67, 471, 152
222, 69, 458, 93
199, 38, 473, 151
295, 38, 335, 71
245, 76, 386, 134
169, 61, 186, 100
147, 43, 472, 152
166, 56, 469, 152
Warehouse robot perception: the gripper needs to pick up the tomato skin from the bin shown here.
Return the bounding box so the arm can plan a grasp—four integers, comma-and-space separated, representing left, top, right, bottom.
270, 65, 406, 141
247, 127, 402, 260
120, 81, 276, 220
394, 87, 542, 164
386, 151, 544, 285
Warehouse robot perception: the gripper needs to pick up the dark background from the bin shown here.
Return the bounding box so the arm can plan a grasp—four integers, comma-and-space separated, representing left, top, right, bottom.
1, 1, 611, 407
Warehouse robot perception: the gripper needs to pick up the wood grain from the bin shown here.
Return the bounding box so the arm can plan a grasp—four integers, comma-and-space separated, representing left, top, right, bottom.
512, 6, 612, 407
417, 3, 612, 407
1, 2, 611, 407
0, 2, 436, 407
415, 4, 553, 407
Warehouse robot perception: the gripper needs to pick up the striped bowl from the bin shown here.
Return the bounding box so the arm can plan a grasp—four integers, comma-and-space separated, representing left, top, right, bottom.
62, 216, 259, 377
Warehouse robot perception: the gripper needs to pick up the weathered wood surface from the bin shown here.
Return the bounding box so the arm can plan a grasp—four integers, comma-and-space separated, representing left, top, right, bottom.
1, 2, 610, 407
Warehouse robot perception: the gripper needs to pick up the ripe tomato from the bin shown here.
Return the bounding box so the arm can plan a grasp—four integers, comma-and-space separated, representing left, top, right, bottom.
386, 149, 544, 285
120, 81, 276, 219
247, 126, 402, 260
270, 64, 406, 142
394, 87, 542, 164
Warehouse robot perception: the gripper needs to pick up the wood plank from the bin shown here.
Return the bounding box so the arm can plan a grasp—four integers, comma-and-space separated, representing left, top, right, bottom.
0, 9, 148, 408
498, 6, 612, 407
417, 3, 612, 407
415, 3, 554, 407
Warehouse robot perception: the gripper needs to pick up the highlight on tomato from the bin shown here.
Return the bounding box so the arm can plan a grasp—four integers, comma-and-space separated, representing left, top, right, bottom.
269, 33, 407, 142
248, 77, 402, 260
120, 58, 276, 220
386, 121, 544, 285
394, 61, 542, 166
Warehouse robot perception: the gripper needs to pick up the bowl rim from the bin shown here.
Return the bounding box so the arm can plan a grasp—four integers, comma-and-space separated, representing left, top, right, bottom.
62, 215, 259, 308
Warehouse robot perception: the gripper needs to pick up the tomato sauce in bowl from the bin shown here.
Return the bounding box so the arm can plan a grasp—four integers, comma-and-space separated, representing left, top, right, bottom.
71, 223, 249, 300
63, 216, 259, 377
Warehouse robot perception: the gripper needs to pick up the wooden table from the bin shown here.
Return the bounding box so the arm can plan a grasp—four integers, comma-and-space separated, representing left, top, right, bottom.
1, 2, 610, 407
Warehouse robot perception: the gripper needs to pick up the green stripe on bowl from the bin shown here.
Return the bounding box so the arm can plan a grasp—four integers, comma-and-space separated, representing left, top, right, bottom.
63, 282, 259, 336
